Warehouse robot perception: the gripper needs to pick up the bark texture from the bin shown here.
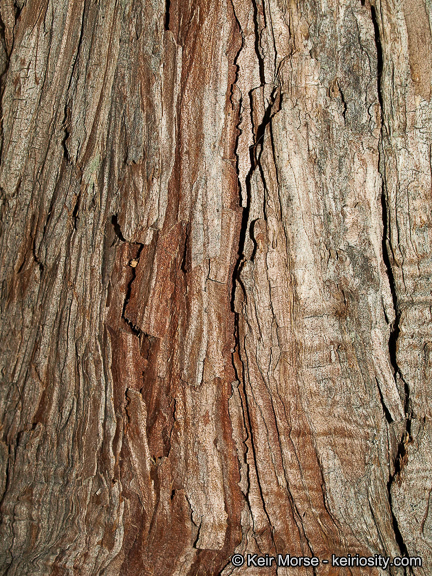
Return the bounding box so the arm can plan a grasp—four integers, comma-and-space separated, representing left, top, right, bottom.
0, 0, 431, 574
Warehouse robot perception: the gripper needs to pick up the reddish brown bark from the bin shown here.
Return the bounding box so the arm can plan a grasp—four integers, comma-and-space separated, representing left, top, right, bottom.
0, 0, 431, 575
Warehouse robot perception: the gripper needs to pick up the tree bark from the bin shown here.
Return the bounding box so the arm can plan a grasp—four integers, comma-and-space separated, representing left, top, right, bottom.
0, 0, 431, 574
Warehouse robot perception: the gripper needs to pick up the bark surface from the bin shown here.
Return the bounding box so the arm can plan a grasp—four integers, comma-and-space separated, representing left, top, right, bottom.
0, 0, 431, 574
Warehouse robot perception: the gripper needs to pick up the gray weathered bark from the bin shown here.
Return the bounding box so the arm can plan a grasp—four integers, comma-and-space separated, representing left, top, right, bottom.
0, 0, 431, 574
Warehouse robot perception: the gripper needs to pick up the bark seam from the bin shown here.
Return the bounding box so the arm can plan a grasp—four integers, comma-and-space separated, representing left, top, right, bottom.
371, 4, 412, 567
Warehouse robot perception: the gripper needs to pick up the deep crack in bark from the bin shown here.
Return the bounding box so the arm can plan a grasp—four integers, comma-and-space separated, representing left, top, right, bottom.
371, 4, 412, 566
230, 0, 285, 556
164, 0, 171, 31
122, 242, 144, 336
110, 215, 144, 335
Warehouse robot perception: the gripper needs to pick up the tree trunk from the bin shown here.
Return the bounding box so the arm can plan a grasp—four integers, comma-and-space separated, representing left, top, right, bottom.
0, 0, 431, 574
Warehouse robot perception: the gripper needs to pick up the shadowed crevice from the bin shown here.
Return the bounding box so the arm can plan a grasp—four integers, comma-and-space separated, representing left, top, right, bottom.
229, 0, 283, 554
164, 0, 171, 31
111, 214, 126, 242
372, 4, 412, 566
121, 242, 144, 336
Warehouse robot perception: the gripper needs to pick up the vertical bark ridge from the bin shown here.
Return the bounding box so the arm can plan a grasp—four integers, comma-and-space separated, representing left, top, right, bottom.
229, 1, 408, 573
373, 1, 432, 573
370, 4, 413, 564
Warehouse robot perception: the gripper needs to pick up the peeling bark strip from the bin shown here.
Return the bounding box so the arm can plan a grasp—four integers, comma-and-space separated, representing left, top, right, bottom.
0, 0, 431, 574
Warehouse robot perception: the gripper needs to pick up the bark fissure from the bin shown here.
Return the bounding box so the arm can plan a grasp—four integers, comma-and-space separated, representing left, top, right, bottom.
229, 1, 245, 315
251, 0, 266, 87
370, 4, 384, 115
111, 214, 126, 243
372, 3, 414, 565
121, 242, 144, 336
229, 0, 284, 551
164, 0, 171, 31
